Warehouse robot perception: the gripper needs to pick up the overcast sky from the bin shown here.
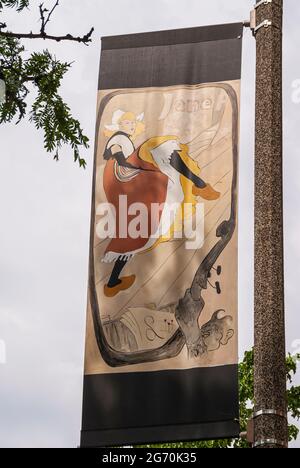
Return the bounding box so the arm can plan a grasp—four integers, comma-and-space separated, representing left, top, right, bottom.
0, 0, 299, 448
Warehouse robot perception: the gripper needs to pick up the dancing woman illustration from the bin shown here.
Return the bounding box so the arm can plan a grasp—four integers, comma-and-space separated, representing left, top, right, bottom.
102, 112, 221, 298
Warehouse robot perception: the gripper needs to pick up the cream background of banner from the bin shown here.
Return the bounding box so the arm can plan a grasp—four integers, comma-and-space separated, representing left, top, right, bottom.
85, 81, 240, 375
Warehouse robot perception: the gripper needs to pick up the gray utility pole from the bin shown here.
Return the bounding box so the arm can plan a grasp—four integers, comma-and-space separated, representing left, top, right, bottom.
254, 0, 288, 448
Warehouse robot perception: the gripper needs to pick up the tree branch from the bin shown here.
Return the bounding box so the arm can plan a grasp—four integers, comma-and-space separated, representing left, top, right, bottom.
39, 3, 46, 35
43, 0, 59, 32
0, 0, 94, 44
0, 27, 94, 43
39, 1, 59, 36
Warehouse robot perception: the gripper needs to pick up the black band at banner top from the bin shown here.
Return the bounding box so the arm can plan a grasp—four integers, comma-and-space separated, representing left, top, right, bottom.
101, 22, 243, 50
98, 22, 243, 89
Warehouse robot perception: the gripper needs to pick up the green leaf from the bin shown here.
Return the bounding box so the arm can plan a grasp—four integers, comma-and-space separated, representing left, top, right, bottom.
0, 37, 89, 166
0, 0, 29, 12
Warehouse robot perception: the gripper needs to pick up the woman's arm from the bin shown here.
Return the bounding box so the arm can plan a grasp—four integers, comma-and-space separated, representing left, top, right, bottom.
111, 145, 140, 170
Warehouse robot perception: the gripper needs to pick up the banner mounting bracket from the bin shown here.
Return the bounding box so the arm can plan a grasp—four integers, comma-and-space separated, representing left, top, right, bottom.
254, 0, 273, 9
253, 409, 287, 419
253, 438, 288, 448
254, 19, 272, 34
247, 1, 274, 36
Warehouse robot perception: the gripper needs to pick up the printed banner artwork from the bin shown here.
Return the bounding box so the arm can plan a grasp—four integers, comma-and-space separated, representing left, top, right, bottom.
81, 23, 243, 447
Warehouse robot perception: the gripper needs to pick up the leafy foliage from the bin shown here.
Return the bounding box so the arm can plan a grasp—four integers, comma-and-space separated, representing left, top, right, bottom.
0, 1, 29, 12
139, 350, 300, 449
0, 1, 89, 166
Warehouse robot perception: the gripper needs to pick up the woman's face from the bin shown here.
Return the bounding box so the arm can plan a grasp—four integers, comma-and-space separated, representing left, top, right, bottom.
119, 119, 137, 136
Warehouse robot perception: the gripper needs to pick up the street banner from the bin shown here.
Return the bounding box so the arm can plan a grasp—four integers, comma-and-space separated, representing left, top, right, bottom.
81, 22, 243, 447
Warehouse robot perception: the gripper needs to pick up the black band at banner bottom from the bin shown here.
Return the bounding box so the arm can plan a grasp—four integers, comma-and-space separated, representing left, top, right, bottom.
81, 364, 239, 448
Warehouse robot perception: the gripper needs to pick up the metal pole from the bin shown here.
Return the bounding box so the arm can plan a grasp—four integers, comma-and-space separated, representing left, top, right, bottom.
254, 0, 288, 448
